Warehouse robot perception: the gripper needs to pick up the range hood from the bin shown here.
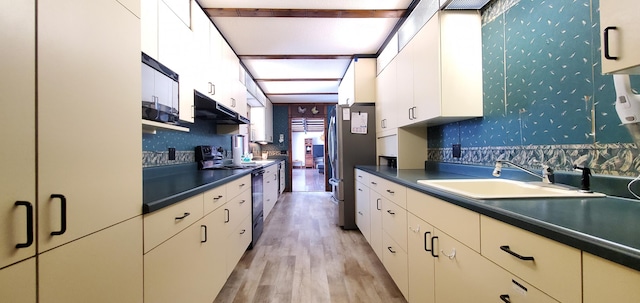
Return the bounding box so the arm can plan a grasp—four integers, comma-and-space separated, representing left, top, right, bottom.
194, 90, 249, 124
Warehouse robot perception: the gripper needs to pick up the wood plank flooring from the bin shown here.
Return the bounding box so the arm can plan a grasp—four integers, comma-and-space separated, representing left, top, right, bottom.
292, 168, 326, 192
214, 192, 407, 303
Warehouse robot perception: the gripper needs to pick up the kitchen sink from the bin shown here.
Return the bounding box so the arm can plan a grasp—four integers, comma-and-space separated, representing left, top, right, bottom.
417, 179, 605, 199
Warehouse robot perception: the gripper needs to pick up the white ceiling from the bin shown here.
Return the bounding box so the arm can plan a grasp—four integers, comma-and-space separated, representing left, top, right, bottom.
196, 0, 416, 104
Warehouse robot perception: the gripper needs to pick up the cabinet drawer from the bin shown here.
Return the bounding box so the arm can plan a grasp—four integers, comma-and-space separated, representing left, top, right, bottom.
144, 194, 204, 253
407, 188, 480, 252
381, 197, 407, 252
203, 185, 226, 215
369, 175, 406, 208
224, 188, 252, 236
355, 169, 370, 185
226, 214, 252, 277
382, 232, 408, 298
226, 175, 250, 200
481, 216, 581, 303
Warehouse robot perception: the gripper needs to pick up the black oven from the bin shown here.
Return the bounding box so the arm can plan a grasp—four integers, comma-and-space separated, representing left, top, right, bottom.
249, 169, 264, 249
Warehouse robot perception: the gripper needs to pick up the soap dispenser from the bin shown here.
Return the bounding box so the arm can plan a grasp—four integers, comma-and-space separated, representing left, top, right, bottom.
573, 165, 592, 193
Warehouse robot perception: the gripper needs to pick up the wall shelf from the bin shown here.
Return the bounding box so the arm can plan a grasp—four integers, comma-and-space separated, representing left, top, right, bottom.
142, 119, 190, 134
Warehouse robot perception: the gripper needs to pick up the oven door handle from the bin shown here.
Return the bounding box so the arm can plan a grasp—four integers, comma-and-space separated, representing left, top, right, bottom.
329, 178, 341, 186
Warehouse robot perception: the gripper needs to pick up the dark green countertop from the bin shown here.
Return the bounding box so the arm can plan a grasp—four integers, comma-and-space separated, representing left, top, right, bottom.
356, 164, 640, 272
143, 160, 283, 213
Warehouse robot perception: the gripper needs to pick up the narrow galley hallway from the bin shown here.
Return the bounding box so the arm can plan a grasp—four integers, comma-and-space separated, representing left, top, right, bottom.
214, 192, 406, 303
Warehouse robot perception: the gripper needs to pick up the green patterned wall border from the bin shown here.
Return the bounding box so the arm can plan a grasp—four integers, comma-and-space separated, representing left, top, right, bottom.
427, 143, 640, 177
143, 151, 194, 167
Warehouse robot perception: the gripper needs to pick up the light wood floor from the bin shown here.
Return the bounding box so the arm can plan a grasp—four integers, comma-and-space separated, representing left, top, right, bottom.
214, 192, 407, 303
292, 168, 326, 192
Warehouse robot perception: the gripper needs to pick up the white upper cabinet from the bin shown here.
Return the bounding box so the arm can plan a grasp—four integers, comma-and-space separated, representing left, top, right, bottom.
338, 58, 377, 105
250, 100, 274, 143
600, 0, 640, 74
394, 11, 483, 127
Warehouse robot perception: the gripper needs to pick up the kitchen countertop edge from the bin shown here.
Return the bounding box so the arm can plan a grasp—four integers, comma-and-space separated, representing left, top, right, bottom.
143, 160, 283, 214
356, 165, 640, 272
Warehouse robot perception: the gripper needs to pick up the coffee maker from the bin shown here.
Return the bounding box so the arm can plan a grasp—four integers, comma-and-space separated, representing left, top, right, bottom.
195, 146, 224, 170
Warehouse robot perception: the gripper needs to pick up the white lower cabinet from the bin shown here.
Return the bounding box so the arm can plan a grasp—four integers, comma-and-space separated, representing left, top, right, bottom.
407, 213, 435, 303
382, 232, 409, 298
39, 217, 143, 303
355, 179, 371, 242
0, 258, 36, 303
264, 164, 279, 219
481, 216, 581, 303
144, 209, 224, 303
143, 177, 252, 303
583, 252, 640, 303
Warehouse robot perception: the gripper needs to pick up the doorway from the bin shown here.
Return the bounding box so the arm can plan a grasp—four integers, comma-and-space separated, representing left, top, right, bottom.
290, 117, 327, 192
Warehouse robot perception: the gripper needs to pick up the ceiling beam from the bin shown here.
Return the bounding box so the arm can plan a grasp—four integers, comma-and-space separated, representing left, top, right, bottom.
255, 78, 341, 82
267, 93, 338, 96
239, 55, 353, 60
204, 8, 405, 18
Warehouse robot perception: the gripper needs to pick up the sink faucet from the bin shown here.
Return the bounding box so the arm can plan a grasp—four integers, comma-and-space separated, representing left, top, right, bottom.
493, 160, 555, 184
573, 165, 592, 193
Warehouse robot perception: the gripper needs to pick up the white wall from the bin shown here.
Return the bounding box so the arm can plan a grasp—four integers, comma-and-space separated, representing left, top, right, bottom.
292, 131, 323, 163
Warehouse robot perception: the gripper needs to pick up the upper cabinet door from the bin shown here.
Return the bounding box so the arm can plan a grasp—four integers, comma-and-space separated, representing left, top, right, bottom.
0, 0, 37, 269
600, 0, 640, 74
37, 0, 142, 252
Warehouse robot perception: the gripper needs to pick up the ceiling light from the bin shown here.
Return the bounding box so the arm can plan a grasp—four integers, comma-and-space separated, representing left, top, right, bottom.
444, 0, 492, 9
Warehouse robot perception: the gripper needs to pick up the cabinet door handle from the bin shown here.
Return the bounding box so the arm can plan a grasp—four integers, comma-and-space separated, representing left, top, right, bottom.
387, 246, 396, 254
386, 209, 395, 215
358, 188, 363, 192
224, 209, 230, 223
412, 106, 417, 119
370, 181, 377, 185
430, 236, 439, 258
240, 229, 246, 235
15, 201, 34, 248
201, 225, 208, 243
500, 245, 535, 261
386, 189, 395, 194
239, 199, 246, 204
50, 194, 67, 236
376, 198, 381, 210
603, 26, 618, 60
408, 108, 412, 120
213, 195, 223, 201
175, 212, 190, 220
358, 211, 363, 215
499, 294, 511, 303
423, 231, 432, 253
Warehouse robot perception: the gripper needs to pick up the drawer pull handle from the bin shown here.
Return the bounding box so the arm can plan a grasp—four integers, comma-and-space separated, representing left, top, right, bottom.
239, 183, 246, 187
386, 189, 395, 194
224, 209, 230, 223
15, 201, 34, 248
358, 175, 362, 178
603, 26, 618, 60
240, 199, 246, 204
440, 248, 456, 260
358, 188, 363, 192
201, 225, 207, 243
358, 211, 363, 215
423, 231, 431, 253
213, 195, 223, 200
175, 212, 190, 220
240, 229, 246, 235
370, 181, 377, 185
430, 236, 439, 258
50, 194, 67, 236
500, 245, 535, 261
387, 246, 396, 254
386, 210, 395, 215
499, 294, 511, 303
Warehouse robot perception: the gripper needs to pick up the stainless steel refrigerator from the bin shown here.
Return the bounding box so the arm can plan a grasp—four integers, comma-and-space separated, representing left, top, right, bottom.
328, 103, 376, 230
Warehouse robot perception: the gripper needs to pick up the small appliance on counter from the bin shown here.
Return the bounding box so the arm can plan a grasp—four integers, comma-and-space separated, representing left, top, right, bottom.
195, 145, 224, 170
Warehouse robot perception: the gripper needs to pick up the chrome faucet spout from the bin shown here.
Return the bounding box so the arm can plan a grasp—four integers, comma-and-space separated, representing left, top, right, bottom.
493, 160, 555, 184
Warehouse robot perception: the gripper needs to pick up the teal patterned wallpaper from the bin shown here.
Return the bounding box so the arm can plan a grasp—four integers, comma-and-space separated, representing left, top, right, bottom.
427, 0, 640, 176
